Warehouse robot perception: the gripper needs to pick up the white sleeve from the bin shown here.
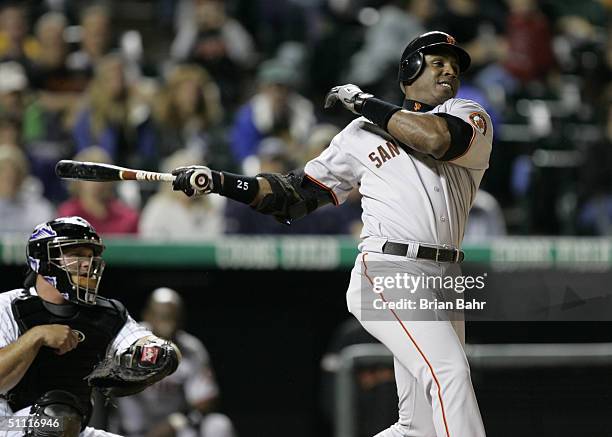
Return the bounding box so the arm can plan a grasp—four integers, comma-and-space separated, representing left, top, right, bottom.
110, 314, 154, 354
303, 129, 360, 205
437, 99, 493, 170
0, 291, 21, 349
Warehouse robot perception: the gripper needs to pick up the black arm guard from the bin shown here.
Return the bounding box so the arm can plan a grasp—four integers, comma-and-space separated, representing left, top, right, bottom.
255, 170, 334, 224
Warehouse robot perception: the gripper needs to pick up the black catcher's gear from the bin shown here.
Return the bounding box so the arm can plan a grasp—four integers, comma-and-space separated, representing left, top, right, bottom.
26, 390, 88, 437
85, 337, 179, 398
7, 292, 127, 417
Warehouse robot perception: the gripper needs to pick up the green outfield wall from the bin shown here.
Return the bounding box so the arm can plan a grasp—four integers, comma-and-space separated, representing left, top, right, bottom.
2, 235, 611, 271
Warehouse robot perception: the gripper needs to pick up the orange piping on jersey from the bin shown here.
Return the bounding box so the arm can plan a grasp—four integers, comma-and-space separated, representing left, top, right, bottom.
304, 173, 339, 205
362, 253, 452, 437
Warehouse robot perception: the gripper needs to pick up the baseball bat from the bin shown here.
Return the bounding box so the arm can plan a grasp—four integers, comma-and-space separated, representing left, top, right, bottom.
55, 160, 176, 183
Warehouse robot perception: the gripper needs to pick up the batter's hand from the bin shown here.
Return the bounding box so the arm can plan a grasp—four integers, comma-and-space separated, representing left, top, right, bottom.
34, 324, 79, 355
324, 84, 373, 115
171, 166, 213, 197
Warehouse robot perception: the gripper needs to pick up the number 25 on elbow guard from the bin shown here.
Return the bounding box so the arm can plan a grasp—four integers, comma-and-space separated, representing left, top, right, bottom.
237, 180, 249, 190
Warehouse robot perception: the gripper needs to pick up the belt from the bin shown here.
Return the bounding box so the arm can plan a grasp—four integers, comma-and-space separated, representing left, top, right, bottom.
382, 241, 464, 263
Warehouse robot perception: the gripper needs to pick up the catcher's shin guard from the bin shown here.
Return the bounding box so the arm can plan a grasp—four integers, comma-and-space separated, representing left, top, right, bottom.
25, 390, 88, 437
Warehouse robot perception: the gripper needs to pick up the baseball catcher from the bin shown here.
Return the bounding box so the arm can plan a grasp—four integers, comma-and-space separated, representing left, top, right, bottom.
0, 216, 181, 437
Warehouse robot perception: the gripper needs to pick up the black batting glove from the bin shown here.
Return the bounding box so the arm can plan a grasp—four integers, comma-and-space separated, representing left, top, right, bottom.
171, 166, 213, 197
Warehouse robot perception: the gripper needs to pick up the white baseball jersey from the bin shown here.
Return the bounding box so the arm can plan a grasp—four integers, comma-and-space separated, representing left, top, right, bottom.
0, 288, 153, 416
304, 98, 493, 249
317, 97, 492, 436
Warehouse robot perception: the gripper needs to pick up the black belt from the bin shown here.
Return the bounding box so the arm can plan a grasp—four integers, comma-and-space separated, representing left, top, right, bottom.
382, 242, 464, 263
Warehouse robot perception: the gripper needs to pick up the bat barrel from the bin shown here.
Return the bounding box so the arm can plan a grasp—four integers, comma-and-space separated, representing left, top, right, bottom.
55, 160, 175, 183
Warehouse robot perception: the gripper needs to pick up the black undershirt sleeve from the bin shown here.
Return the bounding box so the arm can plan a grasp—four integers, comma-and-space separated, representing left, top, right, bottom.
434, 113, 474, 161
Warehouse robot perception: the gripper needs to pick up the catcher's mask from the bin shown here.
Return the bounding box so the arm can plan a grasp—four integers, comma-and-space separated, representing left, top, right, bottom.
398, 31, 471, 85
27, 216, 105, 305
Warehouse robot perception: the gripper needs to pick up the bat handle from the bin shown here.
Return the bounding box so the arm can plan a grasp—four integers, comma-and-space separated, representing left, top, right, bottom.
121, 170, 176, 182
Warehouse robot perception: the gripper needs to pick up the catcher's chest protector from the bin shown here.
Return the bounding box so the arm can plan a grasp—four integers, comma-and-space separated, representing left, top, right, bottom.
7, 294, 127, 415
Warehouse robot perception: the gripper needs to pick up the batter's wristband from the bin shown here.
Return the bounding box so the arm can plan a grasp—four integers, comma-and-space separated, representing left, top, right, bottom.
361, 98, 402, 130
215, 171, 259, 204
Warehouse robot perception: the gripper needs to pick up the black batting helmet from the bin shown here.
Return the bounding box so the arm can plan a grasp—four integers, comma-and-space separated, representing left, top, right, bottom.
398, 31, 471, 85
27, 216, 105, 305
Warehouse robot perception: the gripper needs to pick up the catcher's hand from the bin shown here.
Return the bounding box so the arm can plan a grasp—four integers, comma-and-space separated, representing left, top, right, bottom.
324, 84, 373, 115
171, 165, 213, 197
86, 338, 179, 398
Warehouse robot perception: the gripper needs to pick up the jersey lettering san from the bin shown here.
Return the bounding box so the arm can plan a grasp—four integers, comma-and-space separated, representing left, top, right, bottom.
368, 141, 402, 168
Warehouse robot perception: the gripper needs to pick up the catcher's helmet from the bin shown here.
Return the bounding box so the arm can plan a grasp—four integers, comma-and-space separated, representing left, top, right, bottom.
398, 31, 471, 85
27, 216, 105, 305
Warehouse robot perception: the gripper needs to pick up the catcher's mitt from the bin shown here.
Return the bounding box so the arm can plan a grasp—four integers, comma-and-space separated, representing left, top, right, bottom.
85, 337, 179, 398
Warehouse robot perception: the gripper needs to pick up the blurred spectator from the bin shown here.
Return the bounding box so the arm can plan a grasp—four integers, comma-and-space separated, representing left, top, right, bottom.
230, 59, 315, 169
308, 1, 369, 99
140, 149, 226, 240
234, 0, 308, 57
502, 0, 556, 85
171, 0, 256, 109
72, 54, 157, 169
553, 4, 609, 111
548, 0, 608, 26
29, 0, 80, 26
0, 3, 39, 71
463, 190, 507, 242
57, 146, 140, 235
345, 0, 432, 100
30, 12, 90, 94
0, 144, 55, 235
112, 287, 236, 437
0, 60, 72, 202
66, 4, 113, 78
154, 64, 232, 169
435, 0, 505, 69
0, 114, 20, 146
0, 61, 29, 120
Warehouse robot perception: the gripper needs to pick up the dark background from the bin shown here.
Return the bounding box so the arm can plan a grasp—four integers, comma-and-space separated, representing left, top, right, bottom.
2, 263, 612, 436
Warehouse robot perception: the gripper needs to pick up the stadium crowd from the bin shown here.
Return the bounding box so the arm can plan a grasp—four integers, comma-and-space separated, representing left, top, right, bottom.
0, 0, 610, 238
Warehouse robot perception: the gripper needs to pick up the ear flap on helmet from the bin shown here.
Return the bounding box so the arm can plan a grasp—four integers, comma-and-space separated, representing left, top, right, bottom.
398, 51, 424, 84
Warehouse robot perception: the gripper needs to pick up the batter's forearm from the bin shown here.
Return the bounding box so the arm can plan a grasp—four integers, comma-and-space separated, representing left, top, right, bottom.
251, 177, 272, 207
213, 172, 271, 208
386, 111, 451, 158
211, 170, 331, 222
0, 328, 44, 392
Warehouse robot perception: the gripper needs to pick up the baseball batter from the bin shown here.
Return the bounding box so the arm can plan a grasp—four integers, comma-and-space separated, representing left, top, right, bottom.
172, 31, 492, 437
